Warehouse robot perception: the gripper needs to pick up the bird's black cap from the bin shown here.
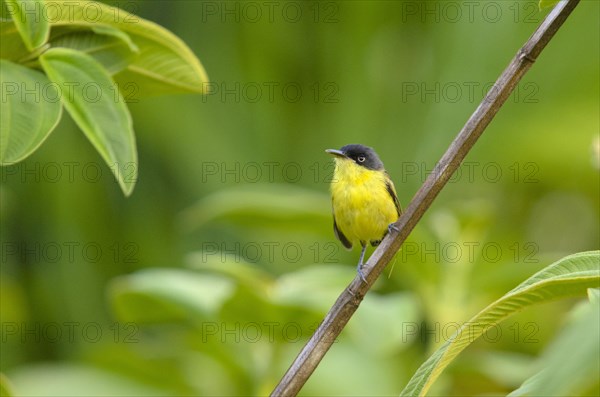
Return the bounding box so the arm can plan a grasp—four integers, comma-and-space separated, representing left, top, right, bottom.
326, 144, 385, 171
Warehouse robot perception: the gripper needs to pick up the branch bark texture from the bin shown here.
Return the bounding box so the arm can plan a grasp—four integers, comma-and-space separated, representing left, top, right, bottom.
271, 1, 581, 395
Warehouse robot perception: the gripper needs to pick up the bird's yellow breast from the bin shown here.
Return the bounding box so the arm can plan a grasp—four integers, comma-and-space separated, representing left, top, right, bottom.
331, 159, 398, 244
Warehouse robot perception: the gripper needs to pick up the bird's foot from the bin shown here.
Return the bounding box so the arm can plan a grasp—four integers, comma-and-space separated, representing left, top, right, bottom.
388, 223, 400, 234
356, 262, 367, 283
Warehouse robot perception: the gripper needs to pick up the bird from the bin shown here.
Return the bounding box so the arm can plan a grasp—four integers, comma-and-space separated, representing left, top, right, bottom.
326, 144, 401, 282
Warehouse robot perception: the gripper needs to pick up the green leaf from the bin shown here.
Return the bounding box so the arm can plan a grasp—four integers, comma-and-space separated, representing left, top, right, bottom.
400, 251, 600, 396
0, 59, 62, 164
539, 0, 560, 10
588, 287, 600, 304
49, 25, 139, 74
187, 252, 274, 300
39, 48, 137, 196
0, 19, 30, 61
508, 291, 600, 396
108, 268, 235, 324
4, 0, 49, 50
46, 0, 208, 97
90, 25, 138, 53
1, 372, 16, 397
179, 185, 330, 232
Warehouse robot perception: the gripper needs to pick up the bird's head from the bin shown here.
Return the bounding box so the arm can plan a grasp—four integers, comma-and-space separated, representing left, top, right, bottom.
325, 144, 384, 171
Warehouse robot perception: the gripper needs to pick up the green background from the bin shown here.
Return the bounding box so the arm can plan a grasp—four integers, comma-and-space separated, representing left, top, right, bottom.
1, 0, 598, 395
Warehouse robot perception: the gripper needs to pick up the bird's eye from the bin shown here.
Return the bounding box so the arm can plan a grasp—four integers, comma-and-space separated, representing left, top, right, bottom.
357, 156, 366, 163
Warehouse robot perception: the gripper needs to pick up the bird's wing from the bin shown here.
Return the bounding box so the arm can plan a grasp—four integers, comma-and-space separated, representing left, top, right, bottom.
333, 217, 353, 250
385, 172, 402, 217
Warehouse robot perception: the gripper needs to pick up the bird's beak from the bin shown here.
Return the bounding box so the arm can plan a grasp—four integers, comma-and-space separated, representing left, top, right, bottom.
325, 149, 347, 158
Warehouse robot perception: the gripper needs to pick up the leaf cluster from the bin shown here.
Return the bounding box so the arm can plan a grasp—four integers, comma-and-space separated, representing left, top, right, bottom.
0, 0, 208, 195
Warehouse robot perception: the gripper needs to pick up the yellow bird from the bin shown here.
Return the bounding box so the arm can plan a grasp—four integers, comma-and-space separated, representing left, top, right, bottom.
326, 144, 401, 281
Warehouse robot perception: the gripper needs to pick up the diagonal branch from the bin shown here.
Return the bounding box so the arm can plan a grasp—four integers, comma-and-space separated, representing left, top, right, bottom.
270, 1, 581, 395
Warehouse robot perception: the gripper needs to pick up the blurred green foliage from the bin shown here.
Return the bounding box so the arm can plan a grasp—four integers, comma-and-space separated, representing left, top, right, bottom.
508, 287, 600, 396
1, 0, 599, 395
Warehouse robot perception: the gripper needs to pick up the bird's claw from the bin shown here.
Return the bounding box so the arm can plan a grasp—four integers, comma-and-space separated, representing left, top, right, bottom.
356, 263, 367, 283
388, 223, 400, 234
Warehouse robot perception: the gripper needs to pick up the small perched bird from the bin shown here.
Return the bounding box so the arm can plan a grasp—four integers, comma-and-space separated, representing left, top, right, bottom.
326, 144, 401, 281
